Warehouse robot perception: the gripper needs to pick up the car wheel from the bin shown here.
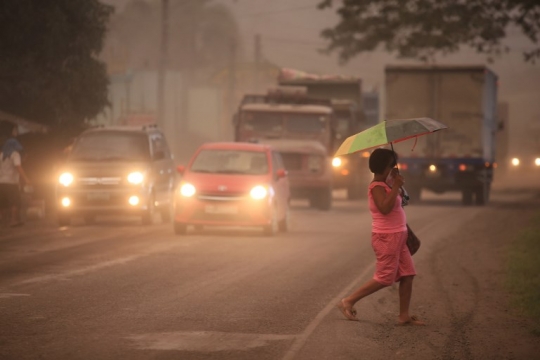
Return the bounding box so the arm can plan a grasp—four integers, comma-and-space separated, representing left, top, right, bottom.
278, 204, 290, 232
160, 205, 172, 223
263, 209, 278, 236
58, 213, 71, 227
142, 197, 155, 225
174, 221, 187, 235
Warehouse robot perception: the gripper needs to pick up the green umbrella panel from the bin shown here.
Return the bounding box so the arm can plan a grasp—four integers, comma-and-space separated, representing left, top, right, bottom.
334, 117, 447, 157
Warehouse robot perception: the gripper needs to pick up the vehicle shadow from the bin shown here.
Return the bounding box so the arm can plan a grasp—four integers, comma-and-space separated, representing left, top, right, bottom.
186, 227, 274, 238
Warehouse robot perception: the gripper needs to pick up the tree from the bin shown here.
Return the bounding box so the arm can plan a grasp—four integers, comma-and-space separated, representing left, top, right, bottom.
0, 0, 113, 129
318, 0, 540, 64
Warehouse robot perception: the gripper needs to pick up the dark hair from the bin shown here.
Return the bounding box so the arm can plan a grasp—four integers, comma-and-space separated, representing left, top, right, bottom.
369, 148, 397, 174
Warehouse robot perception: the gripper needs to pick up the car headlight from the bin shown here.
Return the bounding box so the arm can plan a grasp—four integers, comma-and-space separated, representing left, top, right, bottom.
535, 158, 540, 166
250, 185, 268, 200
179, 183, 196, 197
511, 158, 520, 166
59, 172, 74, 187
429, 165, 437, 172
332, 157, 342, 167
127, 171, 144, 184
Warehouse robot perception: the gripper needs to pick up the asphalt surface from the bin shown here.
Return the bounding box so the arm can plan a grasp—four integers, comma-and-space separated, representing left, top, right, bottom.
0, 188, 538, 360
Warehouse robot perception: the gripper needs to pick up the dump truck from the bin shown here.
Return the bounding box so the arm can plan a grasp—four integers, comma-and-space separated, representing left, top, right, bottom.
385, 65, 499, 205
278, 69, 377, 199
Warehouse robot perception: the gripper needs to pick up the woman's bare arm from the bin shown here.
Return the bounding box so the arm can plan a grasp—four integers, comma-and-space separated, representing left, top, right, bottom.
371, 185, 401, 215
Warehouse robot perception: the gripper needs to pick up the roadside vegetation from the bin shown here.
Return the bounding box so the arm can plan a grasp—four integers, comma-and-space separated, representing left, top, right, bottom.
506, 212, 540, 335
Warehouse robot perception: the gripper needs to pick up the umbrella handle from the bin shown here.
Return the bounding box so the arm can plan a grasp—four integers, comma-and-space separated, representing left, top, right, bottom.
390, 142, 409, 203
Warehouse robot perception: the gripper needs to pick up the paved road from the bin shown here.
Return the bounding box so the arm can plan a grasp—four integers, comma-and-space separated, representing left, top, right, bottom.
0, 189, 537, 360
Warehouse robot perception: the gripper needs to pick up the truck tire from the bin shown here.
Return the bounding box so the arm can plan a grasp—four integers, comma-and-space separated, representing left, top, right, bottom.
407, 185, 422, 203
317, 187, 332, 211
347, 172, 364, 200
475, 183, 490, 206
462, 189, 473, 206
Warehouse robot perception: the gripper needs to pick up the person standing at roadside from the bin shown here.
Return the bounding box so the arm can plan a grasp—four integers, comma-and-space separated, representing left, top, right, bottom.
0, 122, 31, 227
337, 148, 425, 326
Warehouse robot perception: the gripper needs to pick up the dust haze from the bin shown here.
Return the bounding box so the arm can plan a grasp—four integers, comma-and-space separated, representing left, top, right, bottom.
100, 0, 540, 188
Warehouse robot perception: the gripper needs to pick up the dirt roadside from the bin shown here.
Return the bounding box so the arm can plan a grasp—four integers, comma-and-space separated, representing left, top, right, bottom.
294, 190, 540, 360
416, 194, 540, 360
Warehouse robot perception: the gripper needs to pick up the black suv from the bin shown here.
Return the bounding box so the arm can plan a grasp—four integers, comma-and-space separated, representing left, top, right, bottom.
56, 125, 176, 225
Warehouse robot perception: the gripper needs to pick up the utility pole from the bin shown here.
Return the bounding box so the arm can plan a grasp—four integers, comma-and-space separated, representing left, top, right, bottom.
254, 33, 261, 93
157, 0, 169, 128
227, 38, 237, 138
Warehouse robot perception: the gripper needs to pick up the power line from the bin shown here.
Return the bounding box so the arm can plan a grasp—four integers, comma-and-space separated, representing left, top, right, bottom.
237, 4, 318, 18
263, 36, 326, 47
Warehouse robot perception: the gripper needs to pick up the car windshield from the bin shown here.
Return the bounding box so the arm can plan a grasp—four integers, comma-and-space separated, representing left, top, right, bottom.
285, 114, 327, 133
70, 131, 150, 161
191, 149, 269, 175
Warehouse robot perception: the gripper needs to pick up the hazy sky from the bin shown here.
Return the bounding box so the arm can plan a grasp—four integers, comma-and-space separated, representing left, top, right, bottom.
103, 0, 540, 150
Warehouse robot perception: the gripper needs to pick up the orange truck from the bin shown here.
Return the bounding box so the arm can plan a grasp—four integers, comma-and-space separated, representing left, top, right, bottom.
277, 69, 377, 199
233, 88, 334, 210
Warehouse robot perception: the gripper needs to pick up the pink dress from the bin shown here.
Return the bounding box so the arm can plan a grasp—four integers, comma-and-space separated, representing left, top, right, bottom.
368, 181, 416, 286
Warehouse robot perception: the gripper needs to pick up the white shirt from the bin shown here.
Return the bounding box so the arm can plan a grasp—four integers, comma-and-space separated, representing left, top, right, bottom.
0, 151, 21, 184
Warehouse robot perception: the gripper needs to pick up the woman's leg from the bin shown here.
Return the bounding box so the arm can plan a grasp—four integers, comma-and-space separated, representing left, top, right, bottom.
344, 279, 386, 307
338, 280, 386, 320
398, 275, 414, 322
398, 275, 425, 325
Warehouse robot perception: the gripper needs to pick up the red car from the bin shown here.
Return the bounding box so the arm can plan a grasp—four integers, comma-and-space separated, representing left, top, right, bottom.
173, 142, 290, 235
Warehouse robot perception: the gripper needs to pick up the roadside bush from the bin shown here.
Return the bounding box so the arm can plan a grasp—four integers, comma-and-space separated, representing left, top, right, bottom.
506, 212, 540, 335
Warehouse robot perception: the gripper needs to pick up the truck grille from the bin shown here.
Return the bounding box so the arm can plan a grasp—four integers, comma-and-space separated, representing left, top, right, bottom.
281, 153, 303, 171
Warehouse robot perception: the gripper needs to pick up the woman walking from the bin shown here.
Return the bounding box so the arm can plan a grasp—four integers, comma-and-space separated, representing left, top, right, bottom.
337, 148, 425, 326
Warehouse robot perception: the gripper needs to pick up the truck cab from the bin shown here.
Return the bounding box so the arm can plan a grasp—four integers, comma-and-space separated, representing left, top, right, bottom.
234, 88, 334, 210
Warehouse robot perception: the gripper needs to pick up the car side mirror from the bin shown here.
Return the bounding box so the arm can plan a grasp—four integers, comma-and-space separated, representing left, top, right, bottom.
276, 168, 287, 179
176, 165, 186, 174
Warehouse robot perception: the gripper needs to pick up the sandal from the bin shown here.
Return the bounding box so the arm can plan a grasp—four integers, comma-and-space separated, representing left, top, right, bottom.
396, 315, 426, 326
337, 299, 358, 321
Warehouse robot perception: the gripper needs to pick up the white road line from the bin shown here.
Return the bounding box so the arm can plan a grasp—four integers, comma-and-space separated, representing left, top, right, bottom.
282, 260, 376, 360
0, 293, 31, 299
14, 241, 186, 287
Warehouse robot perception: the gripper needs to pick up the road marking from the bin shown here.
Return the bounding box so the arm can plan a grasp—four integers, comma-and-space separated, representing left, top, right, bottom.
0, 293, 31, 299
15, 241, 187, 286
128, 331, 296, 352
281, 260, 376, 360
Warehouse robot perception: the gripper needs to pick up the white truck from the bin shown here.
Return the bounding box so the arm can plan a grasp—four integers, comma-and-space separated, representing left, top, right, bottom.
385, 65, 499, 205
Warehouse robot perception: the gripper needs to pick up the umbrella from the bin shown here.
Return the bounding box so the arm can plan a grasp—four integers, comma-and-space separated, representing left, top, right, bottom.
334, 117, 447, 206
334, 117, 447, 157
